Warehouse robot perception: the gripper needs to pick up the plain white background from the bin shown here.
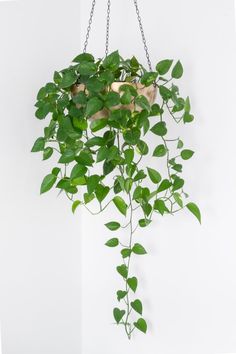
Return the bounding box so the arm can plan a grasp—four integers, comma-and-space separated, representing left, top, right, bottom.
0, 0, 236, 354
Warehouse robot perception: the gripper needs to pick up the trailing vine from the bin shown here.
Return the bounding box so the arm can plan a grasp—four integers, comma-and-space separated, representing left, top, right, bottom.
32, 50, 201, 339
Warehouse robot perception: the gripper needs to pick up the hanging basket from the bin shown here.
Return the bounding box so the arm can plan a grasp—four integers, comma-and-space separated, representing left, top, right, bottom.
71, 82, 157, 120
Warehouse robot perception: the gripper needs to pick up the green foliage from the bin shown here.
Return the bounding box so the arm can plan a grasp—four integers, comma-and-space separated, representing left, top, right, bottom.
181, 149, 194, 160
32, 50, 200, 340
40, 174, 57, 194
105, 222, 120, 231
186, 202, 201, 224
156, 59, 173, 75
105, 238, 119, 247
134, 318, 147, 333
113, 308, 125, 324
131, 299, 143, 315
113, 196, 128, 216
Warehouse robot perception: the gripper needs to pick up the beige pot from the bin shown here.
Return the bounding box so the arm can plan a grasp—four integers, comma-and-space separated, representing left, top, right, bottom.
71, 82, 157, 120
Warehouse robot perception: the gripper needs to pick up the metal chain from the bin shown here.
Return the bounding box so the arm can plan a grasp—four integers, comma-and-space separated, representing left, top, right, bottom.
83, 0, 96, 53
105, 0, 111, 56
133, 0, 152, 71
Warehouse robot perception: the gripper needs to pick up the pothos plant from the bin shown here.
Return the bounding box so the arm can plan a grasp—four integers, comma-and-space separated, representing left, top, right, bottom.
32, 50, 201, 339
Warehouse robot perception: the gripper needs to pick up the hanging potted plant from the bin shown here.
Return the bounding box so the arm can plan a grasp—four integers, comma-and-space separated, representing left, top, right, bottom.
32, 0, 201, 340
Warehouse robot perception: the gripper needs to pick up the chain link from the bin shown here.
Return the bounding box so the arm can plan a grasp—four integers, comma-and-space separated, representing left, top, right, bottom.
133, 0, 152, 71
105, 0, 111, 56
83, 0, 96, 53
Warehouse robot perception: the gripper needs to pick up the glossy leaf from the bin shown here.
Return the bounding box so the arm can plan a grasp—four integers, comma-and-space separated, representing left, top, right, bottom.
127, 277, 138, 292
132, 243, 147, 255
105, 238, 119, 247
151, 121, 167, 136
131, 299, 143, 315
113, 308, 125, 324
113, 196, 128, 216
156, 59, 173, 75
186, 202, 201, 224
105, 222, 120, 231
147, 167, 161, 184
134, 318, 147, 333
181, 149, 194, 160
40, 174, 57, 194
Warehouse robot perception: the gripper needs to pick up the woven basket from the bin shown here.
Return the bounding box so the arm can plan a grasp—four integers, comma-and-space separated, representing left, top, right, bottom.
71, 82, 157, 120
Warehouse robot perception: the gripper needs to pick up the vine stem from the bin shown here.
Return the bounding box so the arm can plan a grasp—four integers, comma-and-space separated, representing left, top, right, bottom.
123, 192, 134, 339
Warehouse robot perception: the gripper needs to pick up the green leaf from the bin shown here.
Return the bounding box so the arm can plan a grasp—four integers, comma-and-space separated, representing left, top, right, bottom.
139, 219, 151, 227
95, 184, 109, 202
183, 112, 194, 123
85, 97, 103, 117
87, 174, 100, 194
84, 192, 95, 204
153, 144, 167, 157
181, 149, 194, 160
58, 149, 75, 163
172, 176, 184, 191
121, 248, 132, 258
120, 90, 132, 104
103, 50, 120, 71
159, 86, 172, 101
151, 121, 167, 136
35, 103, 51, 119
177, 139, 184, 149
135, 95, 150, 111
105, 238, 119, 247
60, 71, 77, 88
127, 277, 138, 292
31, 137, 45, 152
134, 318, 147, 334
131, 299, 143, 315
105, 222, 120, 231
156, 59, 173, 75
173, 192, 183, 208
113, 308, 125, 324
72, 53, 94, 63
113, 196, 128, 216
72, 200, 81, 213
52, 167, 60, 176
86, 77, 104, 93
172, 60, 183, 79
124, 148, 134, 164
147, 167, 161, 184
76, 151, 94, 166
43, 147, 53, 160
117, 264, 128, 279
78, 62, 97, 76
132, 243, 147, 255
157, 179, 172, 193
123, 128, 141, 145
97, 146, 109, 162
186, 202, 201, 224
140, 72, 158, 86
85, 137, 105, 148
73, 91, 87, 105
184, 96, 191, 113
133, 170, 146, 182
154, 199, 169, 215
70, 164, 87, 179
40, 174, 57, 194
117, 290, 127, 301
105, 91, 120, 107
137, 140, 149, 155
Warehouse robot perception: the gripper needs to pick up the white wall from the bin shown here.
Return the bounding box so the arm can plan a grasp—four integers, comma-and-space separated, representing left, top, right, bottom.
0, 0, 236, 354
80, 0, 236, 353
0, 1, 82, 353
